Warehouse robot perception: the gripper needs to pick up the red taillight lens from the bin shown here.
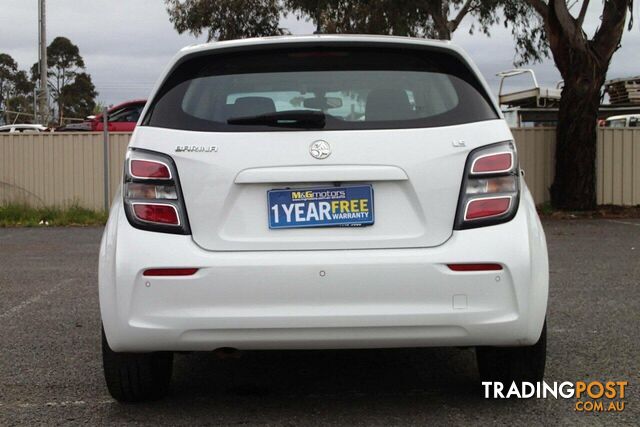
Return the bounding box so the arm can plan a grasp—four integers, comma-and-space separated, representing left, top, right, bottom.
448, 263, 503, 271
465, 197, 511, 220
130, 159, 171, 179
133, 203, 179, 225
471, 153, 513, 174
143, 268, 198, 276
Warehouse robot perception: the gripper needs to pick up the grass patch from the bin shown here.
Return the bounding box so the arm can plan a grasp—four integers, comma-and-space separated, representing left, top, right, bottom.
538, 201, 554, 216
0, 203, 108, 227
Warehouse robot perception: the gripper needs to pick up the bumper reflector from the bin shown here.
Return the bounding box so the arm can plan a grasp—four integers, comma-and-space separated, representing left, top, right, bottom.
447, 263, 503, 272
143, 268, 199, 276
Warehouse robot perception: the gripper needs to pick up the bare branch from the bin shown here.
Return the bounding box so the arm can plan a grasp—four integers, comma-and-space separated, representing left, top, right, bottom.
524, 0, 550, 19
552, 0, 579, 38
576, 0, 590, 27
448, 0, 474, 33
593, 0, 629, 63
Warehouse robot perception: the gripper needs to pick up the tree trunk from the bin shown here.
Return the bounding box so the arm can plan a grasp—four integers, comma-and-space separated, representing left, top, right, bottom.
550, 62, 604, 210
541, 0, 629, 211
431, 1, 452, 40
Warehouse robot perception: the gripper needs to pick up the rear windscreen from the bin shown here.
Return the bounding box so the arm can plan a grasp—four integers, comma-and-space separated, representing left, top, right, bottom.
143, 45, 499, 131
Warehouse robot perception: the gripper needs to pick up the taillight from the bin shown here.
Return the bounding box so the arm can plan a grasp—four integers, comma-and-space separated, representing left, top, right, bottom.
123, 149, 190, 234
455, 141, 519, 229
130, 159, 172, 180
132, 203, 180, 225
471, 152, 512, 174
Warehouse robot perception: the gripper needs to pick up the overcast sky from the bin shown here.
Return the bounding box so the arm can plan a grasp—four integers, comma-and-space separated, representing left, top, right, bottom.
1, 1, 638, 108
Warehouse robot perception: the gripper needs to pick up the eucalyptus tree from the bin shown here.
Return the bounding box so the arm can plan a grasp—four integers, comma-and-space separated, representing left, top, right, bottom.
503, 0, 635, 209
165, 0, 500, 40
164, 0, 636, 209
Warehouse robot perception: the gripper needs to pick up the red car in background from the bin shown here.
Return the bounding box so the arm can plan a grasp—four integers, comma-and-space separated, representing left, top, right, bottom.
90, 100, 146, 132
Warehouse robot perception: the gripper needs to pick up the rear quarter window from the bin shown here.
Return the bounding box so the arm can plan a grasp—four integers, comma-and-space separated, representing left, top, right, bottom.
144, 45, 498, 132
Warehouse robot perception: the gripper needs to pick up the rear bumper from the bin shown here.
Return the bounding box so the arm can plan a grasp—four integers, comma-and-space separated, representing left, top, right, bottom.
100, 189, 548, 352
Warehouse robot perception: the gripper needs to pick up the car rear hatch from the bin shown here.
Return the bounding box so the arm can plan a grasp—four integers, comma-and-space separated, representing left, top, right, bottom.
135, 40, 508, 251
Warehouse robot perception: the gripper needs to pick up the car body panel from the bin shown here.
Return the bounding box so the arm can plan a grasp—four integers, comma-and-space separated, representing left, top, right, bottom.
100, 183, 548, 351
131, 120, 513, 251
100, 35, 548, 353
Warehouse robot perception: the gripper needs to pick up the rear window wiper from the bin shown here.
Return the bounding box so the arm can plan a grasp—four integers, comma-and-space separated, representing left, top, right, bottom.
227, 110, 326, 129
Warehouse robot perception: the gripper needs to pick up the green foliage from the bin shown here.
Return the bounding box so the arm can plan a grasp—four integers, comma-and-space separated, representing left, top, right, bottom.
0, 53, 19, 111
47, 36, 85, 71
30, 36, 97, 124
166, 0, 286, 41
501, 2, 549, 66
165, 0, 503, 42
93, 101, 107, 116
61, 72, 97, 119
0, 203, 108, 227
0, 53, 36, 123
285, 0, 502, 40
539, 201, 554, 216
47, 37, 86, 123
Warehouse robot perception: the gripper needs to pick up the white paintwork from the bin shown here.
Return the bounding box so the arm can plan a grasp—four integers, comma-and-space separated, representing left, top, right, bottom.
101, 36, 548, 352
604, 114, 640, 127
0, 124, 47, 133
133, 121, 514, 251
234, 165, 409, 184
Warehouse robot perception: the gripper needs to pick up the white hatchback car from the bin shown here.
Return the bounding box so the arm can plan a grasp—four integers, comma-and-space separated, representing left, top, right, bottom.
100, 35, 548, 402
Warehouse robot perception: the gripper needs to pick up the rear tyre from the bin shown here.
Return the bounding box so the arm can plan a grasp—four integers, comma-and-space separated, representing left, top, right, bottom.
102, 327, 173, 402
476, 321, 546, 383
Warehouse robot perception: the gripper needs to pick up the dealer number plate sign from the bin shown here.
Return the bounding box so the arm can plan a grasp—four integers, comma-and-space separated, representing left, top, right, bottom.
268, 185, 374, 229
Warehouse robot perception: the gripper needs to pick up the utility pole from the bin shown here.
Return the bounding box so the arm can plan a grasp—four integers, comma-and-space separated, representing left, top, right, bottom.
38, 0, 48, 125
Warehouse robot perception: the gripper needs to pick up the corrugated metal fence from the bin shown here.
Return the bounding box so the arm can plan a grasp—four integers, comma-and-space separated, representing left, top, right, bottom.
1, 128, 639, 210
513, 128, 640, 206
0, 133, 129, 211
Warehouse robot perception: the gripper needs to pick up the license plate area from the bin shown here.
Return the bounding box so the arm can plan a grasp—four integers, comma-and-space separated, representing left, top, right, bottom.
268, 185, 374, 229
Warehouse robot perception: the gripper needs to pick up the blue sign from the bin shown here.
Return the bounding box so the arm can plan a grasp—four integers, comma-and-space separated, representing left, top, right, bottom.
268, 185, 374, 229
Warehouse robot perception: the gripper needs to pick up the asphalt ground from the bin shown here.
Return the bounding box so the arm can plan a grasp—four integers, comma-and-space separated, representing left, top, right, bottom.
0, 219, 638, 426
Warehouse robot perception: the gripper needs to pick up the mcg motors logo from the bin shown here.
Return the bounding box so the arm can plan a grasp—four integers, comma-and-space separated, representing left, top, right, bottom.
175, 145, 218, 153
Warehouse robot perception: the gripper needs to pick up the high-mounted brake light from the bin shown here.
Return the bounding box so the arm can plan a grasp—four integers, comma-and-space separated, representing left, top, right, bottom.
455, 141, 519, 229
123, 149, 190, 234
